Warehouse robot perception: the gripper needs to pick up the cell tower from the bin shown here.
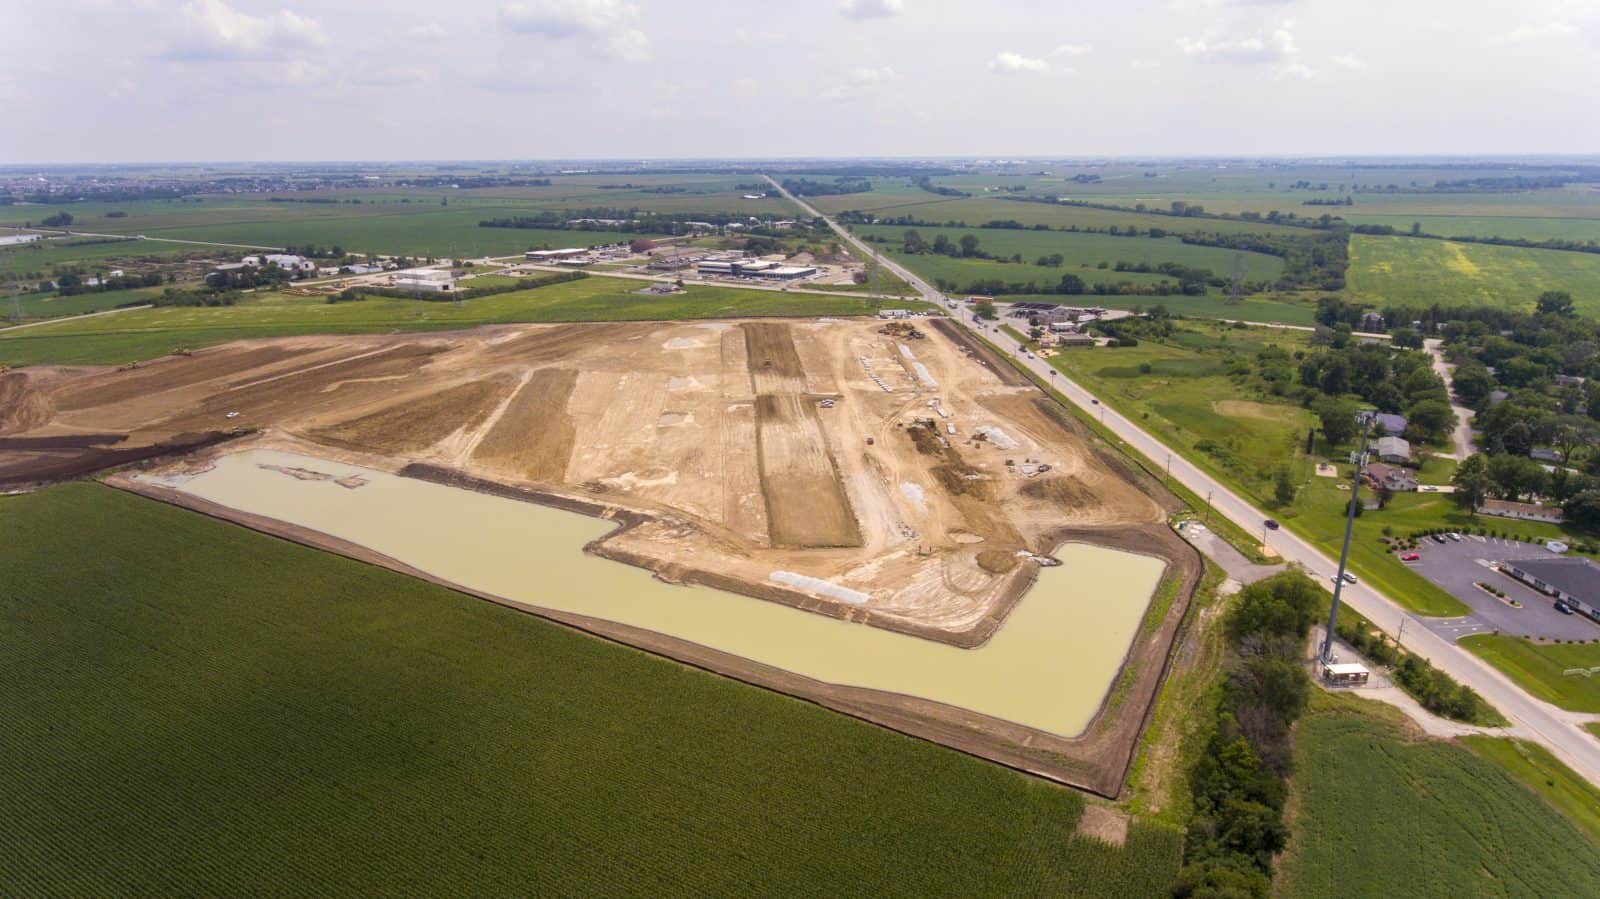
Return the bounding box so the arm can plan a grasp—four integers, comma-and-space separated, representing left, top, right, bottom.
1226, 251, 1245, 306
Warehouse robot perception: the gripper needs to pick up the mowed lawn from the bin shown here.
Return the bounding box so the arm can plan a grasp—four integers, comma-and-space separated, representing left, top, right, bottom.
1044, 323, 1313, 503
1348, 234, 1600, 313
0, 277, 905, 366
1460, 634, 1600, 713
1276, 695, 1600, 898
0, 483, 1182, 896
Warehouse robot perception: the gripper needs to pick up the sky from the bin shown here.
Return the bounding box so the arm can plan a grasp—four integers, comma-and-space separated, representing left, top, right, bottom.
4, 0, 1599, 163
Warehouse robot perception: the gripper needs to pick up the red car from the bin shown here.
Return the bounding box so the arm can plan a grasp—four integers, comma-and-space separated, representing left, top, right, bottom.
1400, 552, 1421, 562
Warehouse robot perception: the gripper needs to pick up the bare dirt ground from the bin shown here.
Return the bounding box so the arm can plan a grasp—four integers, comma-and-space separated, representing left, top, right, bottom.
7, 317, 1167, 646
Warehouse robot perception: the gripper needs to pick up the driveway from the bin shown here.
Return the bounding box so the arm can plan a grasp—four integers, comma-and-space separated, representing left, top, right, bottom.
1406, 535, 1600, 641
1424, 338, 1477, 460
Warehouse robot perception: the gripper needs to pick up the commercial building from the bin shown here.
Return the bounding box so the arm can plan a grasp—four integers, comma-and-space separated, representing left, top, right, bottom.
646, 248, 705, 271
766, 265, 816, 281
394, 269, 455, 293
525, 248, 588, 262
695, 259, 816, 281
1500, 557, 1600, 622
243, 253, 316, 274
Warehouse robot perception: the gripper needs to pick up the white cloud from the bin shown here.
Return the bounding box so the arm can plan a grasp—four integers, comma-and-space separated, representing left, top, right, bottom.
499, 0, 652, 60
1130, 58, 1162, 70
1331, 54, 1366, 69
607, 28, 651, 62
164, 0, 326, 61
731, 77, 758, 97
1178, 21, 1311, 77
849, 65, 901, 83
1053, 43, 1092, 56
1502, 21, 1578, 42
351, 66, 440, 87
988, 51, 1051, 73
838, 0, 904, 21
407, 23, 448, 39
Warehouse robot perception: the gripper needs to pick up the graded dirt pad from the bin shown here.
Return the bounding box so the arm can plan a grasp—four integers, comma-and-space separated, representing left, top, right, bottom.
7, 318, 1167, 650
51, 345, 314, 413
471, 368, 579, 482
313, 376, 517, 455
753, 393, 862, 548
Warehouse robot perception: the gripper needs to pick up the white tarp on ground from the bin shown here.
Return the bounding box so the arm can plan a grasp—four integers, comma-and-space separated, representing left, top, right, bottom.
975, 425, 1018, 449
770, 571, 870, 605
898, 344, 939, 389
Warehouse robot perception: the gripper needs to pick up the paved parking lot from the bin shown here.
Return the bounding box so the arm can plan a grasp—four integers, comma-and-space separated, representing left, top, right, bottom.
1406, 535, 1600, 641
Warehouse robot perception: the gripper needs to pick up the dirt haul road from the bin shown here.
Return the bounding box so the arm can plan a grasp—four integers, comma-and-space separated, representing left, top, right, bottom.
4, 317, 1163, 646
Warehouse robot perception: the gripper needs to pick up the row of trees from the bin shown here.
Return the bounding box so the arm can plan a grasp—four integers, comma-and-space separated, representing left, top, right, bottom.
1177, 573, 1319, 898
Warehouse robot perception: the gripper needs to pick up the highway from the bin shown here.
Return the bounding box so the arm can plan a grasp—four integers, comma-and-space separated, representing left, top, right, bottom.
767, 175, 1600, 787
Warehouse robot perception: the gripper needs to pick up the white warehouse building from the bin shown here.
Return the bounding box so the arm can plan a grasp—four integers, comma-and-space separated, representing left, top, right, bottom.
394, 269, 455, 293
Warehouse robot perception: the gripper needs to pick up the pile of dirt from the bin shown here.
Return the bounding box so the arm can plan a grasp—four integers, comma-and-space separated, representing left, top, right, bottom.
1021, 475, 1096, 507
975, 549, 1019, 574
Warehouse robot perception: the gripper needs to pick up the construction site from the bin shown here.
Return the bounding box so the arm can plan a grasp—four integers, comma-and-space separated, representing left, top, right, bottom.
0, 314, 1199, 792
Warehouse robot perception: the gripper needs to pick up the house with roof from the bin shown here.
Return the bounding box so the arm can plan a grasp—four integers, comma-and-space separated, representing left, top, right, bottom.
1375, 436, 1411, 464
1476, 499, 1564, 524
1363, 461, 1418, 493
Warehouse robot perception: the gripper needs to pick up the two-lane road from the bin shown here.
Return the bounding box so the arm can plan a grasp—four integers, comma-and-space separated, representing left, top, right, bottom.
769, 175, 1600, 787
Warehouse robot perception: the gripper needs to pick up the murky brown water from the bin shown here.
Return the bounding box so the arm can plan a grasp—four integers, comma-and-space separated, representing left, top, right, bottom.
160, 449, 1164, 736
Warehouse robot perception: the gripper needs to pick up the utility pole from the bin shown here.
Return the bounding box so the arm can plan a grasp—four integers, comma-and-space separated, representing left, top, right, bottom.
1226, 251, 1245, 306
1320, 416, 1374, 664
1204, 489, 1214, 524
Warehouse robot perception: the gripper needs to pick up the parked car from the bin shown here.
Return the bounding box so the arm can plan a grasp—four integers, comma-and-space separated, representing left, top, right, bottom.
1556, 602, 1574, 615
1446, 532, 1462, 542
1264, 519, 1280, 530
1401, 552, 1421, 561
1430, 534, 1448, 544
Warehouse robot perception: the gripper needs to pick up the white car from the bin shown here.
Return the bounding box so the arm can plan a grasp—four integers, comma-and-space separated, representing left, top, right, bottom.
1330, 572, 1358, 585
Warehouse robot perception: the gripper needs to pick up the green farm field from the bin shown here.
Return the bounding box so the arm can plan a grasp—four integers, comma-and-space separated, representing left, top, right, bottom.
1460, 635, 1600, 713
1276, 694, 1600, 898
0, 482, 1183, 896
854, 224, 1285, 281
0, 236, 205, 274
814, 191, 1306, 236
0, 277, 911, 366
107, 207, 649, 259
1345, 215, 1600, 243
1460, 735, 1600, 844
0, 175, 802, 259
1348, 234, 1600, 313
3, 286, 163, 323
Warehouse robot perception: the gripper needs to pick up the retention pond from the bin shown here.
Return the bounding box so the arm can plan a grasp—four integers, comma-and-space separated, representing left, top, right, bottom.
157, 449, 1165, 737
